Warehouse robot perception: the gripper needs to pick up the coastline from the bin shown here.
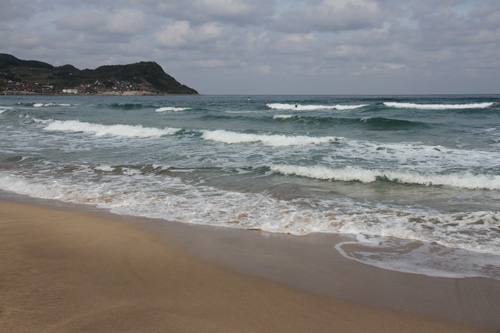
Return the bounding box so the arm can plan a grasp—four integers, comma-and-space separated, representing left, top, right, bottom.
1, 198, 497, 332
1, 91, 198, 96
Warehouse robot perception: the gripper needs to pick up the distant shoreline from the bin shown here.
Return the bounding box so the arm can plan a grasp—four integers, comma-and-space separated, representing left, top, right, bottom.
1, 53, 199, 95
1, 91, 198, 96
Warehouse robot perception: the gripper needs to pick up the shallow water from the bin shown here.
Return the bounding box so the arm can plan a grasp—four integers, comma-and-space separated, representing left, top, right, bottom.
1, 94, 499, 279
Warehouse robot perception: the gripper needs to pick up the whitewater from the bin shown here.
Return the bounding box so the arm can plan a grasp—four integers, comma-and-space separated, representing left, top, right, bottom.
1, 94, 499, 280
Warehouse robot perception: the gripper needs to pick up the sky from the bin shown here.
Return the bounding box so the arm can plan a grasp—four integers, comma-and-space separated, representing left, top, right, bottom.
1, 0, 499, 94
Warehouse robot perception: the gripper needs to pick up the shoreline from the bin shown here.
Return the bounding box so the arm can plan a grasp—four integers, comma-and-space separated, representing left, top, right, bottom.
1, 198, 498, 331
141, 213, 500, 331
1, 91, 199, 96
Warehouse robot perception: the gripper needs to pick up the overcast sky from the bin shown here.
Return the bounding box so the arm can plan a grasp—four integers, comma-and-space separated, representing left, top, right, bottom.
1, 0, 499, 94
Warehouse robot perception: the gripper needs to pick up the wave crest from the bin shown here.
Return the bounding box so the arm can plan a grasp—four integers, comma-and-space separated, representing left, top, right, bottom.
384, 102, 494, 110
156, 107, 190, 112
271, 164, 500, 190
42, 119, 181, 138
201, 130, 340, 146
33, 103, 72, 108
267, 103, 367, 111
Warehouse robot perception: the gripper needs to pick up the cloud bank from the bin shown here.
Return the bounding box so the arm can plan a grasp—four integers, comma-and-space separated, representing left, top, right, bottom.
2, 0, 499, 94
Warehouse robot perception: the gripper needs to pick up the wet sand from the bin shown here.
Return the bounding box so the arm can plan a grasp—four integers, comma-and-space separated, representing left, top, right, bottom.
0, 200, 495, 332
154, 220, 500, 331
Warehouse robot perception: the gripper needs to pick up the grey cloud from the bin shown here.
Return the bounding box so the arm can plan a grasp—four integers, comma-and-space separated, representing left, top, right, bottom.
55, 9, 147, 36
0, 0, 39, 20
55, 10, 108, 31
403, 5, 500, 49
136, 0, 275, 26
154, 21, 225, 49
2, 0, 500, 94
273, 0, 385, 33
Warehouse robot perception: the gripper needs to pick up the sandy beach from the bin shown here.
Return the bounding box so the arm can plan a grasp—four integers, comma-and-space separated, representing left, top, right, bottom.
0, 199, 495, 332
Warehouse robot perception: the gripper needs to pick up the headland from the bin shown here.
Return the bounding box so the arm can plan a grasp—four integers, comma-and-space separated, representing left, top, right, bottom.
0, 53, 198, 95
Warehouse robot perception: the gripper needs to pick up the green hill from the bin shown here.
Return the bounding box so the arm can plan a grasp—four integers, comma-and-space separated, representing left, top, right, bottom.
0, 53, 198, 95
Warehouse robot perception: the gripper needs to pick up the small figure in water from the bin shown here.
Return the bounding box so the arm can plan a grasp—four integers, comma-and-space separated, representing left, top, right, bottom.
295, 101, 298, 108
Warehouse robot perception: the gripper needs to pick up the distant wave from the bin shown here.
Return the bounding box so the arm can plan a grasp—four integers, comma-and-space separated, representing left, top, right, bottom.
360, 117, 428, 129
33, 103, 72, 108
201, 130, 340, 146
107, 103, 157, 110
267, 103, 367, 111
384, 102, 494, 110
156, 107, 190, 112
271, 164, 500, 190
0, 106, 11, 114
272, 114, 426, 130
273, 115, 295, 120
41, 119, 181, 138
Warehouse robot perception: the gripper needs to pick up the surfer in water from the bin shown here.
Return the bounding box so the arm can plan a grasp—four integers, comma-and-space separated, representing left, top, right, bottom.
295, 101, 298, 108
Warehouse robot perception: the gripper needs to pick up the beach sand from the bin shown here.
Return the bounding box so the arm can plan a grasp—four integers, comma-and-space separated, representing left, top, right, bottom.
0, 200, 494, 332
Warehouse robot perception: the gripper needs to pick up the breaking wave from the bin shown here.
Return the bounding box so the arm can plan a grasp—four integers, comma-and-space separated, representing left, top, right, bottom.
33, 103, 72, 108
384, 102, 494, 110
270, 164, 500, 190
267, 103, 367, 111
40, 119, 181, 138
156, 107, 190, 112
201, 130, 340, 146
0, 107, 10, 114
273, 115, 295, 120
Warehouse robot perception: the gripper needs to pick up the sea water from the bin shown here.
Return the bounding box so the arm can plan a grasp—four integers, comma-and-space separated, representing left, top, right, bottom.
1, 94, 499, 279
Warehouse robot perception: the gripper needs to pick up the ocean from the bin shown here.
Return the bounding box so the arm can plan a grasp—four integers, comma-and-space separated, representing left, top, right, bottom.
1, 94, 499, 280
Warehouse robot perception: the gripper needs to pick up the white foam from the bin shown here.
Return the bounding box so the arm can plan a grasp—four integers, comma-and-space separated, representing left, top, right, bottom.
0, 173, 67, 200
333, 206, 500, 256
384, 102, 494, 110
201, 130, 340, 146
156, 107, 190, 112
267, 103, 367, 111
270, 164, 500, 190
335, 238, 500, 279
334, 104, 368, 110
1, 170, 500, 258
321, 136, 499, 175
272, 164, 378, 183
42, 119, 181, 138
273, 115, 294, 119
94, 165, 115, 172
33, 103, 71, 108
